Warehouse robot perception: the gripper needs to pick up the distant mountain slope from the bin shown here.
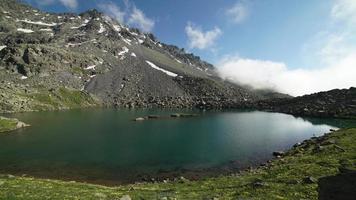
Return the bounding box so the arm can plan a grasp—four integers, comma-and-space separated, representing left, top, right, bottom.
254, 87, 356, 119
0, 0, 287, 112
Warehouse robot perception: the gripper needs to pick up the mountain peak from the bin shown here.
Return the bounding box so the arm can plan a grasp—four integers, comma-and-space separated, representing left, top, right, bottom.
79, 9, 103, 19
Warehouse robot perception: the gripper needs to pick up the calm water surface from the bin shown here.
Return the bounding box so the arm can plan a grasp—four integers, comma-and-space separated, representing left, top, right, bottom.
1, 109, 355, 184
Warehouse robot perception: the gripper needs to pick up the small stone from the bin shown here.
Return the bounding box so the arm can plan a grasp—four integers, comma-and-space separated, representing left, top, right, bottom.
120, 195, 132, 200
252, 180, 268, 188
179, 176, 189, 183
303, 176, 317, 184
293, 142, 302, 148
170, 113, 181, 118
134, 117, 145, 121
273, 151, 285, 157
148, 115, 160, 119
7, 175, 15, 179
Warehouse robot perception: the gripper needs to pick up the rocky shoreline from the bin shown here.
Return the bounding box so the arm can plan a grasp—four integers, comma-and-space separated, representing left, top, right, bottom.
0, 126, 355, 199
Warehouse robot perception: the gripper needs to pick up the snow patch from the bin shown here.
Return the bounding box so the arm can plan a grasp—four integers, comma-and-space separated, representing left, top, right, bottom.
71, 19, 89, 29
65, 39, 96, 47
131, 52, 137, 57
118, 46, 129, 58
112, 24, 121, 32
174, 58, 182, 64
17, 19, 58, 26
98, 23, 106, 33
85, 65, 96, 70
122, 37, 132, 46
0, 46, 7, 51
17, 28, 34, 33
145, 61, 178, 77
40, 28, 52, 32
20, 76, 28, 80
5, 16, 11, 19
71, 24, 86, 29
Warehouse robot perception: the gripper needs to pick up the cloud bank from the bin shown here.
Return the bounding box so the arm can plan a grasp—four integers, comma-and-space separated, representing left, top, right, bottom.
217, 54, 356, 96
217, 0, 356, 96
185, 23, 222, 50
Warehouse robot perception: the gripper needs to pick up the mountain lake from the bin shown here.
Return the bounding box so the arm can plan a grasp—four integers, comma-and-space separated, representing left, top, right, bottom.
1, 108, 355, 184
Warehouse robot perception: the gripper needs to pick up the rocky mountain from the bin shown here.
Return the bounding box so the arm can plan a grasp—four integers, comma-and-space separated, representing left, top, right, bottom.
253, 87, 356, 119
0, 0, 286, 113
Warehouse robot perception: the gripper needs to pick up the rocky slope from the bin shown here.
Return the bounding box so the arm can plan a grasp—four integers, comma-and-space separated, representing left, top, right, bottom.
0, 0, 285, 113
253, 87, 356, 119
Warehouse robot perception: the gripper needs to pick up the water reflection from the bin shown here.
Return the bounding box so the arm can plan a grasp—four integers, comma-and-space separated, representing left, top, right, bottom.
0, 109, 355, 184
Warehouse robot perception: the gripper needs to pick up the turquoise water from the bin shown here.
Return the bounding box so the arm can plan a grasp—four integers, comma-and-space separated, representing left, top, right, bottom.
0, 109, 354, 184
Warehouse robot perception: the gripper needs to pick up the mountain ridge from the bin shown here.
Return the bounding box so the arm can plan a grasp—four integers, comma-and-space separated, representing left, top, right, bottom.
0, 0, 288, 113
252, 87, 356, 119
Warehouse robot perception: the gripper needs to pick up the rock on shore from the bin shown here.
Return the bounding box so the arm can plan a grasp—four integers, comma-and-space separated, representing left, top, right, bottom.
0, 116, 30, 133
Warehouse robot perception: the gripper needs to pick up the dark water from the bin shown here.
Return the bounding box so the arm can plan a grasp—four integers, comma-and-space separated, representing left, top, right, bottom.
1, 109, 355, 184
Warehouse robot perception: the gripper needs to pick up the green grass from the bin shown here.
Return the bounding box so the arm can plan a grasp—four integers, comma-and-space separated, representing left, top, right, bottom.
30, 87, 98, 111
0, 128, 355, 199
0, 117, 18, 133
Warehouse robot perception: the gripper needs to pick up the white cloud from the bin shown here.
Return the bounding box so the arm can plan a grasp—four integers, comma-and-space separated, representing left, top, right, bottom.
98, 2, 125, 23
331, 0, 356, 22
217, 54, 356, 96
128, 7, 155, 32
36, 0, 77, 9
59, 0, 78, 9
218, 0, 356, 96
185, 23, 222, 50
226, 1, 249, 24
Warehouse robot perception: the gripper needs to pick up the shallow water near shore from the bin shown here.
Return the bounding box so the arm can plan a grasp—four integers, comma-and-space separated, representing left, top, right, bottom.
1, 109, 355, 184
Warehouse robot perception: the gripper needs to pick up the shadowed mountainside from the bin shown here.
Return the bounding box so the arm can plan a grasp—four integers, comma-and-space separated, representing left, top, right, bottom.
0, 0, 289, 113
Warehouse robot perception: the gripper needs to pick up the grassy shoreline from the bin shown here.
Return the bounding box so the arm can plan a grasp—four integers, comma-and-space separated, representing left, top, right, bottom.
0, 116, 29, 133
0, 128, 355, 199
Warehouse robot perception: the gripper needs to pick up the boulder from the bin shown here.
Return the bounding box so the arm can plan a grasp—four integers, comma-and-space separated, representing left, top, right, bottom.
134, 117, 145, 121
303, 176, 318, 184
16, 121, 30, 129
272, 151, 285, 157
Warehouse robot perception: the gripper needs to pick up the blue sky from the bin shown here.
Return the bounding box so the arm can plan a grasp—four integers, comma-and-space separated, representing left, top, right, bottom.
24, 0, 356, 95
